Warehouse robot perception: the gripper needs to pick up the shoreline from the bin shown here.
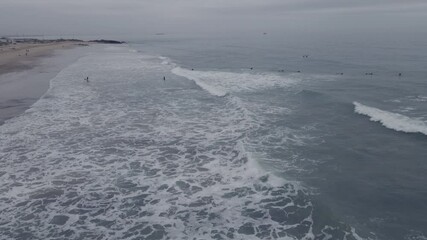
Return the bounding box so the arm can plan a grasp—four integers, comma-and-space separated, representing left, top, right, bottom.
0, 38, 125, 125
0, 40, 92, 125
0, 41, 87, 75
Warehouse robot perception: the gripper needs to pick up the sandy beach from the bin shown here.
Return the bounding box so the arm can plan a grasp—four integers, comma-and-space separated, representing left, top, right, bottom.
0, 41, 88, 124
0, 41, 85, 75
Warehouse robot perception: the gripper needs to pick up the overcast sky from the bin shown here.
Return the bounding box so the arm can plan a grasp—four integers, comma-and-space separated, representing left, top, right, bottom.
1, 0, 427, 38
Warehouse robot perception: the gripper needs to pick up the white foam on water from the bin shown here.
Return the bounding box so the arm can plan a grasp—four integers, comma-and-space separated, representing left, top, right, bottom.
354, 102, 427, 135
405, 230, 427, 240
388, 95, 427, 104
0, 46, 319, 239
399, 106, 416, 113
410, 95, 427, 102
172, 67, 299, 97
172, 67, 228, 96
158, 56, 173, 65
0, 45, 364, 239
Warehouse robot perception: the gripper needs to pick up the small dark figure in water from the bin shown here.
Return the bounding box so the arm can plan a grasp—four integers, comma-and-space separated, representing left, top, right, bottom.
250, 67, 253, 70
365, 72, 373, 76
163, 76, 166, 81
191, 69, 194, 71
398, 73, 402, 77
85, 77, 89, 82
297, 70, 301, 73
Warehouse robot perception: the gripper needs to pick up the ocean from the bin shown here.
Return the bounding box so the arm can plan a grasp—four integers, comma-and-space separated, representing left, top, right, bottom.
0, 33, 426, 239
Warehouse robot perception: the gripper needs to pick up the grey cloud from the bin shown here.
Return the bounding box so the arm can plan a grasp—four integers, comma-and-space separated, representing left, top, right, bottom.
1, 0, 426, 36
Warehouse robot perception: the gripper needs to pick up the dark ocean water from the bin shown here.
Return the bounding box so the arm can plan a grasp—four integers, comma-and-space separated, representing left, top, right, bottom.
132, 34, 427, 239
0, 34, 426, 239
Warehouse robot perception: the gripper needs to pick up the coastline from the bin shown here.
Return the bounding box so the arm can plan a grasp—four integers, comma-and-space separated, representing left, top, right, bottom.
0, 41, 87, 75
0, 38, 124, 125
0, 41, 90, 125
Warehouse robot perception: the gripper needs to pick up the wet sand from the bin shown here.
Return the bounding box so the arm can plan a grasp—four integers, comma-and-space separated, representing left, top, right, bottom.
0, 41, 84, 75
0, 42, 88, 125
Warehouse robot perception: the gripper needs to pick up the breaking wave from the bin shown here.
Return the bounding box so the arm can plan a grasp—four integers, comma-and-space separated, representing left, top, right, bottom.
0, 45, 364, 239
172, 67, 299, 97
354, 102, 427, 135
0, 46, 315, 239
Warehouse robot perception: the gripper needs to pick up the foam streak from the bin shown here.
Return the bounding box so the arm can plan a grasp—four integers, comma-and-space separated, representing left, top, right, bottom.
172, 67, 298, 97
354, 101, 427, 135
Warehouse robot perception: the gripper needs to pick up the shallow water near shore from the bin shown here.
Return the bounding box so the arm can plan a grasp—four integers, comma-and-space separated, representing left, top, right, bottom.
0, 35, 426, 239
0, 46, 91, 125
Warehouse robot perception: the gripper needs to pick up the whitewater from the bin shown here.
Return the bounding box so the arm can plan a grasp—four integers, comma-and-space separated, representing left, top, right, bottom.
171, 67, 299, 97
354, 102, 427, 136
3, 40, 425, 239
134, 35, 427, 240
0, 46, 329, 239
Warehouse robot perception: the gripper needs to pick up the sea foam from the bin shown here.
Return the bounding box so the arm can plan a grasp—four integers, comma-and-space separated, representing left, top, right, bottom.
0, 45, 364, 239
0, 46, 317, 239
354, 102, 427, 135
172, 67, 298, 97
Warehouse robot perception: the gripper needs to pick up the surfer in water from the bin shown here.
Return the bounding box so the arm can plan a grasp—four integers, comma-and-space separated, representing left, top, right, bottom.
163, 76, 166, 81
85, 77, 89, 82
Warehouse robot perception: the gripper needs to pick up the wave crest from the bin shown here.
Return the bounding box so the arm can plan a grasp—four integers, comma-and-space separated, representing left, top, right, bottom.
172, 67, 298, 97
353, 102, 427, 135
